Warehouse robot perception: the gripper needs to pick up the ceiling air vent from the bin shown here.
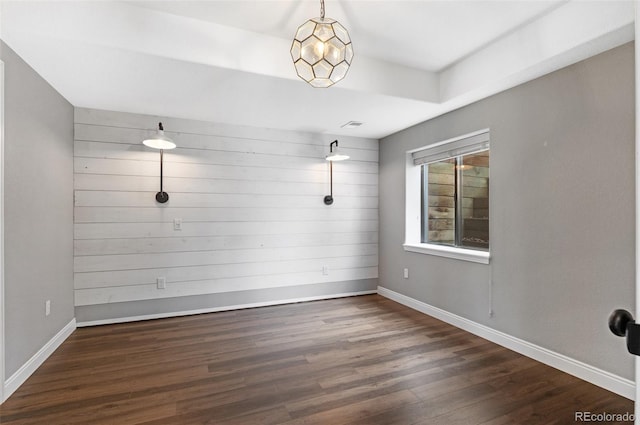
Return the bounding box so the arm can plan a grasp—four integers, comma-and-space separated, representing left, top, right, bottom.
341, 121, 363, 128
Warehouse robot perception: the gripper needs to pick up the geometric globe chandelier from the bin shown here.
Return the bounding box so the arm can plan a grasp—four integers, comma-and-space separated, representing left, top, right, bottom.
290, 0, 353, 88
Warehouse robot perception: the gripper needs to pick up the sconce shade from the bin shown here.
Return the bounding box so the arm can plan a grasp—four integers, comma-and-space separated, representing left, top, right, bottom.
143, 123, 176, 150
326, 146, 349, 161
291, 15, 353, 88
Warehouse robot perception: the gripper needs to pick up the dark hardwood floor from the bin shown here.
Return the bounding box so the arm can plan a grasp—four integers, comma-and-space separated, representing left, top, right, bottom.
0, 295, 632, 424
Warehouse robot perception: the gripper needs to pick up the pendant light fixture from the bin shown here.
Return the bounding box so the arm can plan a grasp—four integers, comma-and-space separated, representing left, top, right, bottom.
291, 0, 353, 88
143, 122, 176, 204
324, 140, 349, 205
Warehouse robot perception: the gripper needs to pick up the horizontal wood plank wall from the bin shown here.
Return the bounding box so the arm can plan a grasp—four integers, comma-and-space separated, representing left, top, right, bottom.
73, 108, 379, 319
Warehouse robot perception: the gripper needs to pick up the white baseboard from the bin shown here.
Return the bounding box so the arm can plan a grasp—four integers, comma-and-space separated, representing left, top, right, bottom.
4, 318, 76, 401
377, 286, 634, 400
77, 290, 377, 327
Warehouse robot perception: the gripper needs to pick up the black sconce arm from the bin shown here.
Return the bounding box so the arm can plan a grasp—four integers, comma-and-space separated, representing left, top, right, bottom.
324, 140, 340, 206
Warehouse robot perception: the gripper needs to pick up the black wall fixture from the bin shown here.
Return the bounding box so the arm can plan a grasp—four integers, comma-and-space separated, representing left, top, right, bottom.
324, 140, 349, 205
609, 309, 640, 355
142, 122, 176, 204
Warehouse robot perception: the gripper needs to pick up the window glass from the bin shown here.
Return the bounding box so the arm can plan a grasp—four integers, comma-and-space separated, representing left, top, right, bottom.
423, 158, 455, 246
460, 151, 489, 249
421, 150, 489, 250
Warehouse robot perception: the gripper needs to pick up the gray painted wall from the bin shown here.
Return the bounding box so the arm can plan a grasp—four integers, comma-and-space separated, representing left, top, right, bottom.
1, 42, 74, 377
379, 43, 635, 380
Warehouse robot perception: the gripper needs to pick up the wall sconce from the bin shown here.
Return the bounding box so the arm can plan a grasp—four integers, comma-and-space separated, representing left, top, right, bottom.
142, 122, 176, 204
324, 140, 349, 205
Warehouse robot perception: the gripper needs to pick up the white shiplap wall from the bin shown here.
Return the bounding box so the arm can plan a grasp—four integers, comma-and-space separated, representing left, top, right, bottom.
73, 108, 378, 311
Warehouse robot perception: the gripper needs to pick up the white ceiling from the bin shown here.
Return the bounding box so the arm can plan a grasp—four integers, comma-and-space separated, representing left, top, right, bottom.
125, 0, 563, 72
0, 0, 635, 139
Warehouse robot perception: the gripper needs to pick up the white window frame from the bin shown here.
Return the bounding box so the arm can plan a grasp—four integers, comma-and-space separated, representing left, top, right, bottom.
0, 60, 5, 402
404, 129, 490, 264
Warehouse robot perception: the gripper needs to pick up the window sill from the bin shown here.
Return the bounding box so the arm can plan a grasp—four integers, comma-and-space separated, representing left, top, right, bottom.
403, 243, 490, 264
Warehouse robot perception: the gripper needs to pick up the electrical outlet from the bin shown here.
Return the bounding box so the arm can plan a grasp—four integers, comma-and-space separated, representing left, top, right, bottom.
45, 300, 51, 316
157, 277, 166, 289
322, 266, 329, 276
403, 268, 409, 279
174, 218, 182, 231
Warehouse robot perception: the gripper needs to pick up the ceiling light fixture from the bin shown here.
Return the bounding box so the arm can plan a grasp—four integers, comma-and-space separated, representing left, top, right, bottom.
291, 0, 353, 88
143, 122, 176, 204
324, 140, 349, 205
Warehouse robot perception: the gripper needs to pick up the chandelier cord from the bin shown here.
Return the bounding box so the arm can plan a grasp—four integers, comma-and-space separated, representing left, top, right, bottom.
320, 0, 325, 19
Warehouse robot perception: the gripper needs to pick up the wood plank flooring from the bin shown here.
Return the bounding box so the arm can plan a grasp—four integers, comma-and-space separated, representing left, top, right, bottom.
0, 295, 632, 424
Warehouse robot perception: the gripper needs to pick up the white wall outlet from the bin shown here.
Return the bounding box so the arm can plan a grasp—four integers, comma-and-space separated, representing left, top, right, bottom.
174, 218, 182, 231
157, 277, 166, 289
322, 266, 329, 276
45, 300, 51, 316
403, 268, 409, 279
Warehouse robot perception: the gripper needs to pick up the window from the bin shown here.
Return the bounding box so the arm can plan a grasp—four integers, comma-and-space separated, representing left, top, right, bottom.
422, 150, 489, 249
405, 130, 490, 263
